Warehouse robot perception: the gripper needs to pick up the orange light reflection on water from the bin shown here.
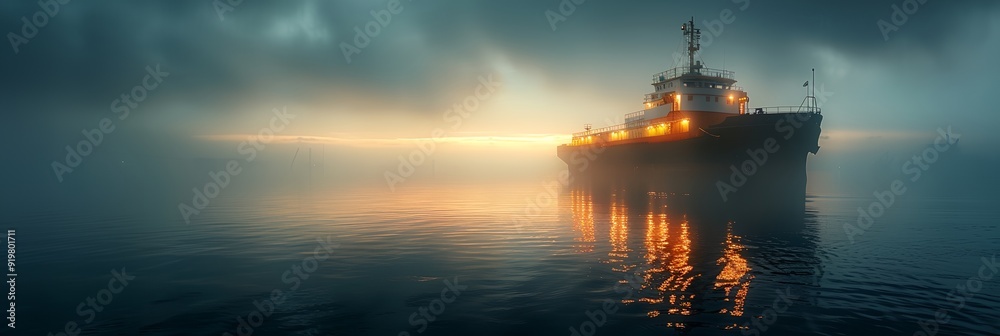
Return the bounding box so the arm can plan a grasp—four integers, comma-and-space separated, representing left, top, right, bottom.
569, 189, 758, 331
636, 192, 697, 324
570, 189, 596, 253
714, 222, 753, 317
608, 192, 631, 274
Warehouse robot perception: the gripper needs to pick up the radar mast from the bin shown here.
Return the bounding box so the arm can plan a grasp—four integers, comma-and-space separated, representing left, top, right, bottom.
681, 17, 701, 74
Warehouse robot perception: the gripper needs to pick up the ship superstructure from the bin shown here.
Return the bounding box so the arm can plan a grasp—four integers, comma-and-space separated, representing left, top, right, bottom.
571, 20, 752, 147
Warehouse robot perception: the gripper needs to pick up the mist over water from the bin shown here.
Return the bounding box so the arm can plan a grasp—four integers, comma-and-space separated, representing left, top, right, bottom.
15, 128, 997, 214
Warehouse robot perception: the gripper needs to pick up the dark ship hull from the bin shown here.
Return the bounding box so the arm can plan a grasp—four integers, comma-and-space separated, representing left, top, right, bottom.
557, 112, 823, 207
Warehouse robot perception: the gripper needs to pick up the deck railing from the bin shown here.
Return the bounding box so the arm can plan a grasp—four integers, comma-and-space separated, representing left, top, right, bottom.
651, 67, 735, 83
750, 106, 822, 114
572, 119, 649, 138
624, 110, 645, 121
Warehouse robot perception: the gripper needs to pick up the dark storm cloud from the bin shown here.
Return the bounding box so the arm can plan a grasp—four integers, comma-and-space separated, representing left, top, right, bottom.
2, 0, 995, 119
0, 1, 533, 118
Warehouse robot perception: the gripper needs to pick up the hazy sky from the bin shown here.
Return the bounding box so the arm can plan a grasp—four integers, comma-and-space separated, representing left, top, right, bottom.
3, 1, 999, 208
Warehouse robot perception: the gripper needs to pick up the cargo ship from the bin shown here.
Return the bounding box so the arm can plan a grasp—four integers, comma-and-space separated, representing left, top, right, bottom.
557, 18, 823, 204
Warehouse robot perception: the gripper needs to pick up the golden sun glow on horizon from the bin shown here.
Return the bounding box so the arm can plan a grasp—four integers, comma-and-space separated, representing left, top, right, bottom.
195, 133, 572, 147
193, 127, 929, 152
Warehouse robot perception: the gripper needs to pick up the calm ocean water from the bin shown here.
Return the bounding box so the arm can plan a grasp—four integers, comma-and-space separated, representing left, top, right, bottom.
10, 181, 1000, 335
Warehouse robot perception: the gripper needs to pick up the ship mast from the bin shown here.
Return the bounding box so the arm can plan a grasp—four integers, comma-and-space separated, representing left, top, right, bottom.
800, 68, 819, 113
681, 17, 701, 74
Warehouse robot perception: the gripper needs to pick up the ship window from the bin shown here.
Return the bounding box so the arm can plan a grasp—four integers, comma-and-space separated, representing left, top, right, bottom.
688, 95, 693, 101
715, 97, 719, 102
706, 96, 710, 102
